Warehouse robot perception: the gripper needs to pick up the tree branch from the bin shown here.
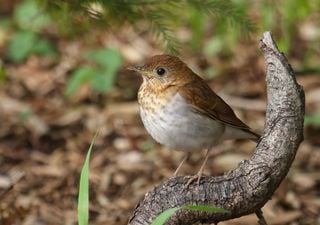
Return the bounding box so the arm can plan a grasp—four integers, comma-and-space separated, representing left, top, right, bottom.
127, 32, 305, 225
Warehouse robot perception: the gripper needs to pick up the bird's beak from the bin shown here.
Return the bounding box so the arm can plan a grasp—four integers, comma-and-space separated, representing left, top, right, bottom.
127, 64, 145, 73
127, 64, 152, 78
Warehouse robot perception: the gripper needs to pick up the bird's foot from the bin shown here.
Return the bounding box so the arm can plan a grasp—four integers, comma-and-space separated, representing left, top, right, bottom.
185, 173, 203, 187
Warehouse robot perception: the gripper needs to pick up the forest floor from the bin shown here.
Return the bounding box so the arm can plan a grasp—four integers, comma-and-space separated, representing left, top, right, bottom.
0, 27, 320, 225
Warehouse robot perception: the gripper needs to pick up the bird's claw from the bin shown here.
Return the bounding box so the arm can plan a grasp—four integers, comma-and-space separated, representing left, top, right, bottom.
185, 173, 203, 188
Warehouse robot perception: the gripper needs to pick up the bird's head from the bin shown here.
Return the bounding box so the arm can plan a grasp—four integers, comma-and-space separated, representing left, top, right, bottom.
128, 54, 193, 90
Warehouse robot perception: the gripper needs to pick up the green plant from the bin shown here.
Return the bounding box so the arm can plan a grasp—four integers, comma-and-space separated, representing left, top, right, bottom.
259, 0, 319, 52
305, 114, 320, 127
78, 133, 98, 225
6, 0, 56, 63
77, 133, 228, 225
43, 0, 256, 54
151, 204, 229, 225
0, 62, 5, 81
65, 48, 122, 97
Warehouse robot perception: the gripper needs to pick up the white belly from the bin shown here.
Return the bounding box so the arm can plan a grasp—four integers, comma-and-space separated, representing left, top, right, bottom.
140, 93, 225, 152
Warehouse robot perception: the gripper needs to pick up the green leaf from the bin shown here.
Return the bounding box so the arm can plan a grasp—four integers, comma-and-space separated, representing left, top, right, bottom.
204, 37, 223, 56
139, 139, 156, 152
150, 204, 229, 225
147, 10, 180, 54
261, 1, 275, 30
14, 0, 50, 31
183, 204, 229, 214
19, 111, 33, 122
86, 48, 122, 93
0, 63, 6, 81
187, 0, 256, 35
65, 67, 97, 97
86, 48, 122, 70
90, 72, 115, 92
151, 207, 179, 225
0, 19, 12, 31
305, 114, 320, 127
78, 132, 99, 225
7, 31, 38, 63
32, 38, 57, 57
204, 67, 220, 78
189, 10, 205, 50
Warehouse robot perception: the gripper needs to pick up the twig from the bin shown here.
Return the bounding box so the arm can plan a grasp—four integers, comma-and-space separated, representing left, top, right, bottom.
0, 171, 25, 197
256, 209, 268, 225
127, 32, 304, 225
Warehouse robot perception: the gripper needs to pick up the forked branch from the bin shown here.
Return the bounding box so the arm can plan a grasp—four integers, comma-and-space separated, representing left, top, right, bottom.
128, 32, 305, 225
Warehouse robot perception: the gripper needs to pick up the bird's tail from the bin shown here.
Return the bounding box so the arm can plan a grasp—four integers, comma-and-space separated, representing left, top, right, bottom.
245, 129, 261, 143
223, 126, 260, 142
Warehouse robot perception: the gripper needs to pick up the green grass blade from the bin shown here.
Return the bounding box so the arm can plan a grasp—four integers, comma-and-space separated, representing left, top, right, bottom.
183, 204, 229, 214
150, 207, 180, 225
150, 204, 229, 225
77, 132, 99, 225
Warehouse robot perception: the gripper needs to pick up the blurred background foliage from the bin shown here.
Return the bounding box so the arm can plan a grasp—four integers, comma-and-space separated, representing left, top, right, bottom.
1, 0, 320, 117
1, 1, 319, 68
3, 0, 56, 63
1, 0, 319, 121
1, 1, 320, 224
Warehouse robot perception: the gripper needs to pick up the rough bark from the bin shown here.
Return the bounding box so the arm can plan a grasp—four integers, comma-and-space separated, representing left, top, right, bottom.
127, 32, 305, 225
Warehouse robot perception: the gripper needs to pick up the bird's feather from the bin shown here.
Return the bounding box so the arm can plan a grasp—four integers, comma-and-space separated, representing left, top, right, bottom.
179, 73, 260, 140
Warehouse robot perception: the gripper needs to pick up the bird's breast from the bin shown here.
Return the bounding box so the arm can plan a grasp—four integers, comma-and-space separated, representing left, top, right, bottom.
138, 91, 225, 152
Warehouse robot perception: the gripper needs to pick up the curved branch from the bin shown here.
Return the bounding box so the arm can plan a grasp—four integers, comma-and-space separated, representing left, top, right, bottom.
128, 32, 305, 225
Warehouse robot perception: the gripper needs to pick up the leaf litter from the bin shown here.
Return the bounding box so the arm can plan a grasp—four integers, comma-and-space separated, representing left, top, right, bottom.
0, 25, 320, 225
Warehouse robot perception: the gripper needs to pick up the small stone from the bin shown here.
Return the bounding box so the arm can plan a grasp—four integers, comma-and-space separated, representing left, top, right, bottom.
114, 138, 131, 151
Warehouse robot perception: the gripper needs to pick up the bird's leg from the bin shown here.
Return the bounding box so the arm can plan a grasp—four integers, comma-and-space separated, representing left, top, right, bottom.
186, 149, 210, 186
173, 152, 190, 177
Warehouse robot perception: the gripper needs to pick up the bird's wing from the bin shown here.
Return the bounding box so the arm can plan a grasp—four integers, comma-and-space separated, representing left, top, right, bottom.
179, 75, 257, 135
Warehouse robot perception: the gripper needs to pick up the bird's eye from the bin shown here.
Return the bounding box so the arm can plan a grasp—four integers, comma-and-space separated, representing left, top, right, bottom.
155, 67, 166, 76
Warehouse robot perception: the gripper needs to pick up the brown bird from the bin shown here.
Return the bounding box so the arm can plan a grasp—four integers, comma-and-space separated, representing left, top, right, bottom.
129, 54, 260, 185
